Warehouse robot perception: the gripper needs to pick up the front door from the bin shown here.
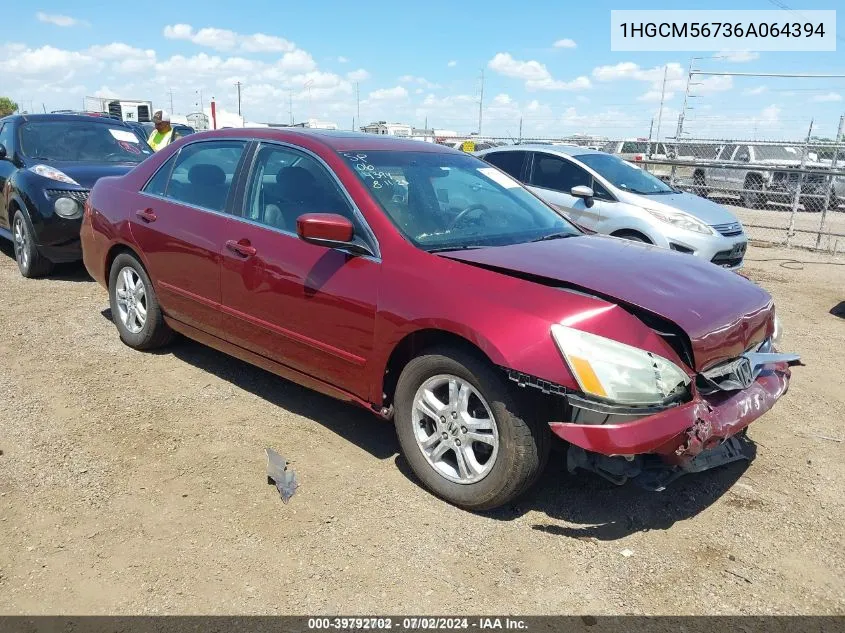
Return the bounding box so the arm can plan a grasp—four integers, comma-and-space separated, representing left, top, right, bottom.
0, 122, 16, 230
129, 139, 249, 336
526, 152, 609, 230
219, 142, 379, 399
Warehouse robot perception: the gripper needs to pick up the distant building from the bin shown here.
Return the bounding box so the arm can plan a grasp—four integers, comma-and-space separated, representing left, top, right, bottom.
289, 119, 339, 130
362, 121, 413, 136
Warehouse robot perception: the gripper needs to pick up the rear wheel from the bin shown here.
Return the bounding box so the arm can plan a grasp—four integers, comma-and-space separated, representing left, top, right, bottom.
741, 177, 766, 209
12, 211, 53, 278
108, 252, 173, 350
393, 347, 550, 511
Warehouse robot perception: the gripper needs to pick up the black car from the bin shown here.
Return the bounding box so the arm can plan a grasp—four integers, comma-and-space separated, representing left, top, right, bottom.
0, 114, 154, 277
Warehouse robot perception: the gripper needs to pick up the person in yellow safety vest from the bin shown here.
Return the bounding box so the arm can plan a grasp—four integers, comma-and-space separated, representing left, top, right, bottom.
147, 110, 180, 152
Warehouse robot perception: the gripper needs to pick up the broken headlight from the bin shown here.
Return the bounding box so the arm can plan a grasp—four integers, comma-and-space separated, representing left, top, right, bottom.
551, 324, 691, 406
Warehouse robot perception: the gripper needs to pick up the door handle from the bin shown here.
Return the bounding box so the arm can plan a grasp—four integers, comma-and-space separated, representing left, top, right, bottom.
226, 239, 257, 258
135, 208, 157, 223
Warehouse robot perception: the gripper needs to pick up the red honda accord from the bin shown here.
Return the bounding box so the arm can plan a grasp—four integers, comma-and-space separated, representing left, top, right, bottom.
81, 129, 800, 510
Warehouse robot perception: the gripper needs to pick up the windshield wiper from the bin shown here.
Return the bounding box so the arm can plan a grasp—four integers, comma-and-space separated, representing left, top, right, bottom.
530, 232, 576, 243
426, 245, 488, 253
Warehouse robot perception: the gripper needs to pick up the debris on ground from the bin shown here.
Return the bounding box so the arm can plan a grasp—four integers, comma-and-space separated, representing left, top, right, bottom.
265, 447, 298, 503
620, 549, 634, 558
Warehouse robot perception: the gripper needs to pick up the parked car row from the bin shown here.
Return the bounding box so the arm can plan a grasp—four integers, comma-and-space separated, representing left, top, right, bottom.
0, 117, 800, 510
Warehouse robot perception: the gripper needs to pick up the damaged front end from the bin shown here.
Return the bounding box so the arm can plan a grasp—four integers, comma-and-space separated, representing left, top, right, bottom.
540, 338, 801, 490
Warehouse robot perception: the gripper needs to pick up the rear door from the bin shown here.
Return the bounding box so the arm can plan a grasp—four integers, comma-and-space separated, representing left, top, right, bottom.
712, 144, 738, 188
218, 141, 380, 399
130, 139, 249, 336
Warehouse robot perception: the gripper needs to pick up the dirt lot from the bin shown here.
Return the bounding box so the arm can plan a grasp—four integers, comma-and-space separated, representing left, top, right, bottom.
0, 241, 843, 615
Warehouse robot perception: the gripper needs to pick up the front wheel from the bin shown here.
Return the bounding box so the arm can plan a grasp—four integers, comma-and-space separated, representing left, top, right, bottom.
12, 211, 53, 278
108, 252, 173, 350
741, 178, 767, 209
393, 347, 550, 511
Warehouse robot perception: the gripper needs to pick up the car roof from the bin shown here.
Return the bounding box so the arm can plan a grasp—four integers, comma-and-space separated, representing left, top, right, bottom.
179, 127, 461, 153
12, 113, 131, 125
477, 143, 604, 158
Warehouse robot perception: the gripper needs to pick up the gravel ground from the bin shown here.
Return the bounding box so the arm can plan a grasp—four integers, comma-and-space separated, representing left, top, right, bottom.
0, 241, 843, 615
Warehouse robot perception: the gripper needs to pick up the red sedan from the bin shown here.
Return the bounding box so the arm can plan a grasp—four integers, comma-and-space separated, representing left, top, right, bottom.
81, 129, 800, 510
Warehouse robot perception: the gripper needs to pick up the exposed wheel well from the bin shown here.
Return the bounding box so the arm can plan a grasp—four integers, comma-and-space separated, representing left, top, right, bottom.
104, 244, 142, 285
611, 229, 652, 244
381, 329, 495, 407
693, 170, 705, 181
745, 173, 763, 185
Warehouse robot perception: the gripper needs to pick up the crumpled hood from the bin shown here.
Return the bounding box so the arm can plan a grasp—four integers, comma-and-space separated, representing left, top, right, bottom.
443, 235, 773, 370
31, 161, 138, 189
628, 191, 739, 225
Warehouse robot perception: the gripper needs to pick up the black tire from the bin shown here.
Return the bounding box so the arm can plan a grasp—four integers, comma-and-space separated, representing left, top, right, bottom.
741, 177, 766, 209
692, 171, 708, 197
830, 192, 841, 211
393, 346, 550, 511
613, 230, 651, 244
803, 196, 824, 213
12, 210, 53, 278
108, 252, 173, 350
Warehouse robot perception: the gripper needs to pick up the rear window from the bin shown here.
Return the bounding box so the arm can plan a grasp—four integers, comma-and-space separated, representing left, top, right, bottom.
18, 120, 152, 163
620, 141, 648, 154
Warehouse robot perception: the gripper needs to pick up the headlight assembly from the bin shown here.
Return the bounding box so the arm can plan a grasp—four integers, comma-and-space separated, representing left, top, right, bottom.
641, 206, 715, 235
53, 196, 82, 219
551, 324, 691, 406
29, 164, 80, 185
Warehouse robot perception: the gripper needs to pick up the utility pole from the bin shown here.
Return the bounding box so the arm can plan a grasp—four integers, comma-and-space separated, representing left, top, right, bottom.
669, 58, 695, 186
478, 69, 485, 135
288, 89, 294, 125
356, 82, 360, 129
196, 89, 204, 112
169, 89, 174, 114
234, 81, 243, 117
655, 64, 668, 143
518, 117, 523, 144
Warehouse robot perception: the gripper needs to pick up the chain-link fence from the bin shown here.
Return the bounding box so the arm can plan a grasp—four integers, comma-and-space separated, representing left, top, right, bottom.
436, 130, 845, 253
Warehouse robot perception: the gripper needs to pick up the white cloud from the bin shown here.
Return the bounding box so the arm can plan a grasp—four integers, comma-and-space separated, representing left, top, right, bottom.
553, 38, 577, 49
0, 43, 96, 76
716, 50, 759, 63
399, 75, 440, 89
36, 12, 87, 27
447, 60, 457, 67
593, 61, 731, 95
638, 90, 674, 102
744, 85, 767, 96
346, 68, 370, 81
493, 93, 512, 105
368, 86, 408, 100
88, 43, 157, 73
812, 92, 843, 102
337, 56, 349, 63
488, 53, 591, 91
163, 24, 295, 53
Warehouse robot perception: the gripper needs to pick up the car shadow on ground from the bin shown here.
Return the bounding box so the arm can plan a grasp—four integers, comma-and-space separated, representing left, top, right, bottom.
830, 301, 845, 319
98, 313, 399, 461
396, 440, 754, 540
0, 241, 92, 282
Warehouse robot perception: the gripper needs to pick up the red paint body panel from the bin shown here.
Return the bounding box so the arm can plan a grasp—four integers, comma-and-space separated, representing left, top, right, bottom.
550, 366, 791, 461
81, 128, 792, 466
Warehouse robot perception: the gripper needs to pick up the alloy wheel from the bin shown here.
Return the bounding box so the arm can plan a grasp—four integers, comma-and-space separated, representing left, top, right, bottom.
13, 216, 29, 271
115, 266, 148, 334
411, 374, 499, 484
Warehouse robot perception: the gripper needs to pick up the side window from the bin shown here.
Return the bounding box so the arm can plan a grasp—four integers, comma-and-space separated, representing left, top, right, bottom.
142, 153, 178, 196
164, 141, 246, 212
719, 144, 738, 161
244, 143, 356, 233
591, 178, 613, 201
0, 123, 13, 153
621, 141, 648, 154
530, 154, 591, 193
483, 151, 526, 180
735, 145, 750, 162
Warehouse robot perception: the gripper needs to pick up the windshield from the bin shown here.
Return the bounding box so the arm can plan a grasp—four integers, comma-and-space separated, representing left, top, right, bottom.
19, 120, 152, 163
752, 145, 801, 161
341, 150, 580, 251
574, 152, 674, 195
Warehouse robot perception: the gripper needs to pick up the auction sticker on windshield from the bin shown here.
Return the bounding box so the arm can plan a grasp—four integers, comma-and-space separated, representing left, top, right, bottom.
109, 129, 140, 143
478, 167, 520, 189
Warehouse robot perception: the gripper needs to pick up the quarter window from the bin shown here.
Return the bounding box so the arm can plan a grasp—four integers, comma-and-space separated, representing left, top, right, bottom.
162, 141, 246, 212
143, 154, 178, 197
0, 123, 12, 153
243, 143, 356, 233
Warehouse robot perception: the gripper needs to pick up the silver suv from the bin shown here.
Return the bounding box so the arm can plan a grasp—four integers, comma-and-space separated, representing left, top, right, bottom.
478, 144, 748, 270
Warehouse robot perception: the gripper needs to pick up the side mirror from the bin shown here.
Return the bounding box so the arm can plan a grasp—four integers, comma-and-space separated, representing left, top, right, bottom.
0, 144, 7, 160
571, 185, 595, 208
296, 213, 372, 256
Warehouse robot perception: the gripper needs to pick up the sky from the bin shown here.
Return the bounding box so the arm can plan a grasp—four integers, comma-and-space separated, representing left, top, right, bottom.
1, 0, 843, 140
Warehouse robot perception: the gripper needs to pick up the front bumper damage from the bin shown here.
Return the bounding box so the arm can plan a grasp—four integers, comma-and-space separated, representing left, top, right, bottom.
548, 360, 796, 490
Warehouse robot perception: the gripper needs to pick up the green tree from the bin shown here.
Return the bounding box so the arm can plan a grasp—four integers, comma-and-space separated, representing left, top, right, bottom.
0, 96, 19, 117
